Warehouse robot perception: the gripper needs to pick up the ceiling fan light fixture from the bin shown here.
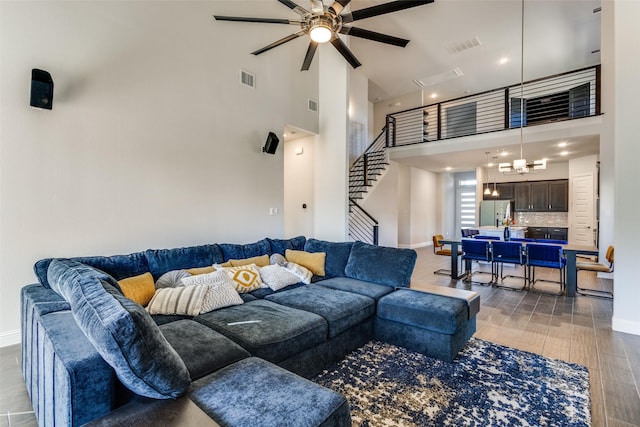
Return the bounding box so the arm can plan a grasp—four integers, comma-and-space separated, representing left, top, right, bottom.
310, 24, 332, 43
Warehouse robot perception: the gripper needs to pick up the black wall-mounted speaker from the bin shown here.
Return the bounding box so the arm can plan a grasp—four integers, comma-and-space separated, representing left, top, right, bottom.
262, 132, 279, 154
30, 69, 54, 110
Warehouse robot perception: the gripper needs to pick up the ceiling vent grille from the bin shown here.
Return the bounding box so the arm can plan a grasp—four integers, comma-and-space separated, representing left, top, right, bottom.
308, 99, 318, 112
413, 68, 464, 88
240, 69, 255, 88
445, 36, 482, 55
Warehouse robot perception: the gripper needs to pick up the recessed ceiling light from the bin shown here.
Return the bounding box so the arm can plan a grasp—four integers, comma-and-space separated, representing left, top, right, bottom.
558, 141, 568, 147
499, 57, 509, 65
488, 162, 494, 167
430, 93, 438, 99
560, 151, 569, 156
500, 151, 509, 157
445, 166, 452, 171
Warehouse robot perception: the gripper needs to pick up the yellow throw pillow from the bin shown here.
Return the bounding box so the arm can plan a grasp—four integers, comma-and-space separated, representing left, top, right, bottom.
285, 249, 326, 276
218, 264, 263, 293
229, 254, 270, 268
186, 266, 215, 276
118, 272, 156, 307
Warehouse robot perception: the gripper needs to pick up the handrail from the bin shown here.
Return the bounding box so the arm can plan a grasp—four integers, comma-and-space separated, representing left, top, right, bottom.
386, 65, 601, 147
349, 198, 379, 225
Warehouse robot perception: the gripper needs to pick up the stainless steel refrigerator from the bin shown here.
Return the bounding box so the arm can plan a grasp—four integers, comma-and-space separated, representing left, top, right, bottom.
479, 200, 512, 227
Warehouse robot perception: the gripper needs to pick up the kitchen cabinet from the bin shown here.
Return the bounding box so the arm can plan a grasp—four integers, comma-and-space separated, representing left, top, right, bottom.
514, 180, 568, 212
526, 227, 568, 241
548, 181, 568, 211
482, 183, 514, 200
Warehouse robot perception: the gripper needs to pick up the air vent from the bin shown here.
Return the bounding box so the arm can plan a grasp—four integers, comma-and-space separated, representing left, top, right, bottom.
413, 68, 464, 88
445, 36, 482, 55
308, 99, 318, 112
240, 69, 255, 88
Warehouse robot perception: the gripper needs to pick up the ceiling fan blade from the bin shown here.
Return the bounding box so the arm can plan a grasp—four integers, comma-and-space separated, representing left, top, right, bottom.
330, 36, 362, 68
310, 0, 324, 14
251, 31, 306, 56
342, 0, 434, 23
340, 26, 409, 47
329, 0, 351, 15
213, 15, 298, 25
277, 0, 310, 16
301, 41, 318, 71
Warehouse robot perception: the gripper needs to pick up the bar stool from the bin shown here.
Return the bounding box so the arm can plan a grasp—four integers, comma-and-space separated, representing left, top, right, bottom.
432, 234, 462, 276
526, 243, 566, 295
491, 241, 526, 290
461, 239, 494, 286
576, 245, 614, 298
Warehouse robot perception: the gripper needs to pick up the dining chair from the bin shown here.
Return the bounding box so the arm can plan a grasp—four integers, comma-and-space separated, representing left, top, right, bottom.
473, 235, 500, 240
526, 243, 566, 295
510, 237, 535, 242
491, 241, 526, 290
461, 239, 494, 286
432, 234, 462, 276
576, 245, 614, 298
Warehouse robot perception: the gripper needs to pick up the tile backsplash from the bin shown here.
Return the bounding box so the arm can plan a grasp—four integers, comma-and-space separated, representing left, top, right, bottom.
515, 212, 568, 227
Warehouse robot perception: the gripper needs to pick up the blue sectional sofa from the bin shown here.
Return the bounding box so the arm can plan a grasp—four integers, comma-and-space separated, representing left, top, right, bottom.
21, 237, 479, 427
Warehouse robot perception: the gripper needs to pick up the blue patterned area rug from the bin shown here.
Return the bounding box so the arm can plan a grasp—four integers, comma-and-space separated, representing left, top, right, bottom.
313, 339, 591, 426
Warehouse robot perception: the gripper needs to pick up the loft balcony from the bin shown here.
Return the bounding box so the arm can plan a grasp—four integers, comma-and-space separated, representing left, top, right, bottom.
385, 66, 600, 151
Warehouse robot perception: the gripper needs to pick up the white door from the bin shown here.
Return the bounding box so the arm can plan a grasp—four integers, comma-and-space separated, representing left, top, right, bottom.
571, 173, 595, 246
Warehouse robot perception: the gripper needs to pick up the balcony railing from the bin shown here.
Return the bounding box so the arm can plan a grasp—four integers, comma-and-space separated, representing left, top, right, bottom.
386, 65, 600, 147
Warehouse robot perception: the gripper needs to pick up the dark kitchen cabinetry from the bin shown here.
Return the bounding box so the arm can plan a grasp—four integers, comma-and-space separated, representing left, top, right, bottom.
526, 227, 568, 241
482, 183, 514, 200
514, 180, 568, 212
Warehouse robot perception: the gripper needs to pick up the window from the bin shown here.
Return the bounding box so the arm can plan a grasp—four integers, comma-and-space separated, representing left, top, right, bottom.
455, 174, 477, 238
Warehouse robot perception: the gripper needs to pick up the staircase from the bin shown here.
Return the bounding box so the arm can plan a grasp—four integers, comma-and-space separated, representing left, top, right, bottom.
348, 130, 389, 245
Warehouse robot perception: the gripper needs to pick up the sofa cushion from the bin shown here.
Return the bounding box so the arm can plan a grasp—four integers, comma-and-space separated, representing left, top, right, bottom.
249, 282, 306, 299
55, 259, 191, 399
189, 357, 350, 427
304, 239, 353, 279
377, 289, 469, 335
47, 258, 121, 301
259, 264, 302, 291
160, 320, 250, 380
286, 249, 326, 276
155, 269, 191, 289
229, 254, 270, 267
267, 236, 306, 256
35, 252, 149, 290
118, 272, 156, 306
314, 276, 395, 301
145, 245, 223, 280
344, 242, 417, 288
194, 300, 327, 363
242, 239, 271, 258
218, 243, 244, 261
265, 285, 375, 338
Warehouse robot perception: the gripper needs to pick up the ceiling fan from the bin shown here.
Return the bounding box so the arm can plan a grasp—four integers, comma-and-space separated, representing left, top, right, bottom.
213, 0, 434, 71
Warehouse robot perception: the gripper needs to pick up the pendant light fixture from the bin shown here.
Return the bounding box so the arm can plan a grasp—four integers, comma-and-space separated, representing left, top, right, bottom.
484, 152, 491, 196
499, 0, 546, 174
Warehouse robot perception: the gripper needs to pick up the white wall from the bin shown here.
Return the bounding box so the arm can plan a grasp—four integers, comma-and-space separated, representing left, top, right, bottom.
373, 91, 423, 135
313, 43, 349, 241
410, 167, 438, 248
284, 136, 315, 238
360, 162, 399, 247
0, 1, 318, 344
611, 0, 640, 335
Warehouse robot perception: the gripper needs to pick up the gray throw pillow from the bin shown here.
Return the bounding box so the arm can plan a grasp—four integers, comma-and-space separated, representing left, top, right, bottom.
155, 269, 191, 289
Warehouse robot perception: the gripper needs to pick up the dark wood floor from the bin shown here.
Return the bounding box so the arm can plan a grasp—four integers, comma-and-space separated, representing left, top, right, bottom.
1, 247, 638, 427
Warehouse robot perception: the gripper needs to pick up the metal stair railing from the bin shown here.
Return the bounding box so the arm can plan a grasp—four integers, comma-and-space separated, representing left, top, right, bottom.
349, 198, 379, 245
349, 129, 389, 201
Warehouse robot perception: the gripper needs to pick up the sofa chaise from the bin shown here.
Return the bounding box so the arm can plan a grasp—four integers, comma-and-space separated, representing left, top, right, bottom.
20, 236, 479, 426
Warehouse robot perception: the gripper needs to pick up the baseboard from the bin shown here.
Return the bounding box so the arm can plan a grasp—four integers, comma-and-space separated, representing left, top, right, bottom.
612, 317, 640, 336
0, 329, 21, 347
